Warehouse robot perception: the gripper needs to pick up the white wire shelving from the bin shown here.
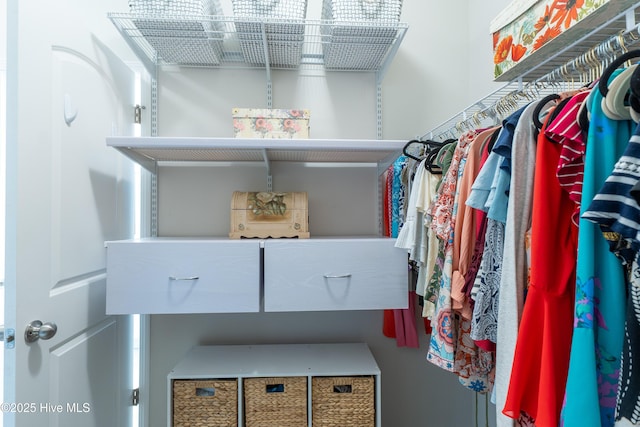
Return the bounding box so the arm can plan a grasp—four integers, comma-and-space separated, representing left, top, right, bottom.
108, 13, 408, 77
424, 3, 640, 141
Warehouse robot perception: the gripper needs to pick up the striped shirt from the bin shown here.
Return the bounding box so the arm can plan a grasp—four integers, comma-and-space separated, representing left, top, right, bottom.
545, 90, 590, 225
583, 123, 640, 253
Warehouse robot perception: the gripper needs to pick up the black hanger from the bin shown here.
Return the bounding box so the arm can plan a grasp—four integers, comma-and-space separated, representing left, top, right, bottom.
627, 63, 640, 118
599, 49, 640, 97
402, 139, 425, 162
401, 139, 451, 174
425, 139, 456, 175
532, 94, 561, 130
578, 99, 590, 132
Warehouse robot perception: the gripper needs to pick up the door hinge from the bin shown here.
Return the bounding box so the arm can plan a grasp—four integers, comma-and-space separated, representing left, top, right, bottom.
0, 327, 15, 349
132, 388, 140, 406
134, 105, 145, 124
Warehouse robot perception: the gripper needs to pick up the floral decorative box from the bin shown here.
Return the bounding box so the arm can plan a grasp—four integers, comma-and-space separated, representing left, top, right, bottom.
491, 0, 637, 81
232, 108, 310, 139
229, 191, 310, 239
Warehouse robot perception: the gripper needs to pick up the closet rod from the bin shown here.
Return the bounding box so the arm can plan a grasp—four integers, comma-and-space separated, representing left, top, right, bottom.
423, 23, 640, 141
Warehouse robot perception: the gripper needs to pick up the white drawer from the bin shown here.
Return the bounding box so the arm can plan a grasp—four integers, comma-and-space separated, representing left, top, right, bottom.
263, 238, 407, 312
106, 239, 260, 314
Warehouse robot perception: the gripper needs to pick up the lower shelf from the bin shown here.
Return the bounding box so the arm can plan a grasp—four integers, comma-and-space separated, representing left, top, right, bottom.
167, 343, 382, 427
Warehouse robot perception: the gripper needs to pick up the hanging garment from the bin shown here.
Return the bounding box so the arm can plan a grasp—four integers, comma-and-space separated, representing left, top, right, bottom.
561, 70, 633, 427
417, 171, 443, 318
451, 127, 499, 321
386, 156, 420, 348
581, 123, 640, 425
391, 156, 407, 237
545, 90, 590, 225
461, 133, 496, 307
423, 142, 458, 318
470, 218, 504, 350
396, 159, 427, 255
450, 131, 496, 393
426, 132, 475, 371
617, 252, 640, 426
503, 108, 579, 427
383, 165, 396, 339
495, 100, 543, 427
583, 122, 640, 252
468, 105, 527, 351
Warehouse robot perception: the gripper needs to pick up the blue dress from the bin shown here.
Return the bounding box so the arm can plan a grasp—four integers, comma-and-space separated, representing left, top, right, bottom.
561, 71, 634, 427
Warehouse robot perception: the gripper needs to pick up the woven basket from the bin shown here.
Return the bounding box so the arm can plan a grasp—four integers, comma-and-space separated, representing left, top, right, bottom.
232, 0, 308, 67
244, 377, 308, 427
311, 376, 375, 427
172, 379, 238, 427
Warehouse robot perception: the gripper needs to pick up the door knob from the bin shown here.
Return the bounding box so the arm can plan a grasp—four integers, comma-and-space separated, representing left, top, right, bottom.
24, 320, 58, 343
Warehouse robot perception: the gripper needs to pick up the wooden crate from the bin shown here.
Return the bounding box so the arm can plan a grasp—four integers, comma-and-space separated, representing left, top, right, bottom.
243, 377, 308, 426
230, 191, 310, 239
172, 379, 238, 426
312, 376, 375, 427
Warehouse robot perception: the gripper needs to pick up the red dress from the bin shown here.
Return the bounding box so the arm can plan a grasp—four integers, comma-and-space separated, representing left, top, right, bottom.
502, 115, 578, 426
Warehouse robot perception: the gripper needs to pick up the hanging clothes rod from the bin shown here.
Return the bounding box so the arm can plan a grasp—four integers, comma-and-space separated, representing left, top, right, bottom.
423, 12, 640, 141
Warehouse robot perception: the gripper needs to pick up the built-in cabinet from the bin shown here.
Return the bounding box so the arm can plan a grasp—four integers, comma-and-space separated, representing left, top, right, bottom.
104, 137, 409, 315
104, 10, 411, 427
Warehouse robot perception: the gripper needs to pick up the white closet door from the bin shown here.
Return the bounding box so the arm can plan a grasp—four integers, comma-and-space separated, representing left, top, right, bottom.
5, 0, 137, 426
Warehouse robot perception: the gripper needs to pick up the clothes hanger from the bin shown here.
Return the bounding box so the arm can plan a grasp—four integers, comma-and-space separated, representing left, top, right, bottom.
532, 93, 561, 130
598, 49, 640, 98
602, 63, 637, 121
427, 139, 457, 175
401, 139, 424, 162
401, 139, 450, 174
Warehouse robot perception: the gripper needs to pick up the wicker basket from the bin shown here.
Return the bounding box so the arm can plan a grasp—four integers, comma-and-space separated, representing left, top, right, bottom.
311, 376, 375, 427
232, 0, 308, 67
172, 379, 238, 427
321, 0, 402, 70
130, 0, 226, 65
244, 377, 308, 426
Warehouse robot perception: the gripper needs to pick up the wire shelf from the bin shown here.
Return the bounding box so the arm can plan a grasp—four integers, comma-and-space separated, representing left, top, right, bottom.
423, 3, 640, 141
108, 12, 408, 72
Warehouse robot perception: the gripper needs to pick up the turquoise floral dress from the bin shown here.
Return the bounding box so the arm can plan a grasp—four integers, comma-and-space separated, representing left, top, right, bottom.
561, 71, 633, 427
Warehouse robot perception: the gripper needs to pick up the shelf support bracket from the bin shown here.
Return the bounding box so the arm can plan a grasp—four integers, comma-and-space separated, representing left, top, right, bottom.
376, 77, 383, 140
261, 148, 273, 192
261, 23, 273, 109
626, 8, 637, 32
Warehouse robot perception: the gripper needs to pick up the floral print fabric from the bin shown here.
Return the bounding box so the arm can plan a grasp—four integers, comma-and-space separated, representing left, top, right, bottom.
493, 0, 607, 78
427, 131, 475, 371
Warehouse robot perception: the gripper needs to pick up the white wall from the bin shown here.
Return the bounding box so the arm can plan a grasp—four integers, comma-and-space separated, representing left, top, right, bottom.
1, 0, 517, 426
147, 1, 513, 427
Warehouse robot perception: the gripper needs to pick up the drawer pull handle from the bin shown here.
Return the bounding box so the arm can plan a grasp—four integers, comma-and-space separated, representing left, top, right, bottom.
169, 276, 199, 281
323, 273, 352, 279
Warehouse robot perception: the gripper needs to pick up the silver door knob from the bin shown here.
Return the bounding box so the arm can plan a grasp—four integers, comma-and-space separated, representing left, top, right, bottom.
24, 320, 57, 343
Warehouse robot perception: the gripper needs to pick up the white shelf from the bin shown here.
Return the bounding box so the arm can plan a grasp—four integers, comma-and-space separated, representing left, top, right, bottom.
107, 136, 405, 174
169, 343, 380, 379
